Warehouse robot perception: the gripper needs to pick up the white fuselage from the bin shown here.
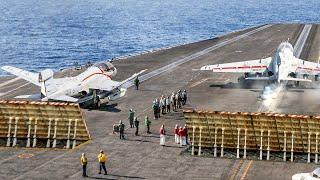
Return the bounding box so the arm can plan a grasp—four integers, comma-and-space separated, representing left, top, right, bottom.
43, 64, 116, 99
268, 42, 297, 83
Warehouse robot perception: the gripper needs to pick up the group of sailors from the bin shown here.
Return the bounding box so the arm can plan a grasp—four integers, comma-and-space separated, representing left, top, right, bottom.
152, 89, 188, 119
174, 124, 188, 146
159, 124, 189, 146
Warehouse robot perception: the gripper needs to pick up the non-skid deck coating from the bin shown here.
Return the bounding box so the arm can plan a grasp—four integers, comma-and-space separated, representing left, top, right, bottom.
0, 24, 320, 179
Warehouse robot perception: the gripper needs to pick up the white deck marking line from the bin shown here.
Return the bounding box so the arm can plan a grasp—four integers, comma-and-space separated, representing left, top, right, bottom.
123, 24, 272, 88
0, 77, 21, 88
0, 82, 30, 97
190, 78, 209, 87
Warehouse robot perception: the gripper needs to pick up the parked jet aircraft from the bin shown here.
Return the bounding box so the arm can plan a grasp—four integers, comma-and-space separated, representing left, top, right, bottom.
1, 62, 146, 108
199, 42, 320, 84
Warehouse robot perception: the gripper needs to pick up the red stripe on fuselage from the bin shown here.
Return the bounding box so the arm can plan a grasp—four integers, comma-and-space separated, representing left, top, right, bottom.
81, 66, 113, 82
297, 67, 320, 71
212, 65, 267, 70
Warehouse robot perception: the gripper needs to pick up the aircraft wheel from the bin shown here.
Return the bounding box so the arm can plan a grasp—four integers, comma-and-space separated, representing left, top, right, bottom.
96, 99, 101, 109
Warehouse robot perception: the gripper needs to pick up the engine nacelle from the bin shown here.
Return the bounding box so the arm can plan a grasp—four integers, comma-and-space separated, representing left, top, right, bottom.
38, 69, 54, 82
108, 88, 126, 101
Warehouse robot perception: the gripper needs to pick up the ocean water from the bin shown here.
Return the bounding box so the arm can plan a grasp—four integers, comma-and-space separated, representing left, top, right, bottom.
0, 0, 319, 75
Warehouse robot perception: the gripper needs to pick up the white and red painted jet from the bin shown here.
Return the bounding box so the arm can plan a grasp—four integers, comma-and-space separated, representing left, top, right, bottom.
1, 62, 146, 107
200, 42, 320, 83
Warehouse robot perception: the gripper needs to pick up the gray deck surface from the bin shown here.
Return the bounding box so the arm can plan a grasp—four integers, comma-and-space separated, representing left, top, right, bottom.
0, 24, 320, 180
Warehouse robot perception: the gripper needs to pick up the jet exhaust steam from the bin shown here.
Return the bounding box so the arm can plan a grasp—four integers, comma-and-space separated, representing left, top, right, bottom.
260, 84, 284, 108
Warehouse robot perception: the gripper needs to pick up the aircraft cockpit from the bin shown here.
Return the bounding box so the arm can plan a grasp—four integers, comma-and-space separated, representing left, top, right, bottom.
96, 62, 117, 76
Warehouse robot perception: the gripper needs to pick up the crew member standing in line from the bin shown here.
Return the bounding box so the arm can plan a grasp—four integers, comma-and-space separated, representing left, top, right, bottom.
134, 76, 140, 90
178, 127, 186, 146
160, 95, 166, 114
182, 90, 187, 105
128, 109, 134, 128
166, 96, 171, 113
81, 153, 88, 177
119, 120, 125, 140
184, 124, 189, 145
98, 150, 108, 175
177, 90, 182, 108
144, 115, 151, 134
156, 99, 161, 118
175, 91, 180, 109
171, 92, 176, 112
160, 124, 166, 146
152, 101, 158, 119
174, 124, 179, 144
134, 117, 140, 136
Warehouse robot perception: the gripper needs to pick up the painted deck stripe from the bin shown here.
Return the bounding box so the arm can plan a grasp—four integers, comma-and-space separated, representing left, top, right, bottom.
0, 77, 21, 88
0, 82, 30, 97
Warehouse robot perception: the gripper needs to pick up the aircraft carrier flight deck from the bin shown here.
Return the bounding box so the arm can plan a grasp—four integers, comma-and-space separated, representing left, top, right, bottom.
0, 24, 320, 179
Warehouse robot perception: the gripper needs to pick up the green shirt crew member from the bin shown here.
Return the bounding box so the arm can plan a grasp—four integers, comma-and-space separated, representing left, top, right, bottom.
119, 120, 125, 140
128, 109, 134, 128
134, 77, 140, 90
144, 116, 151, 134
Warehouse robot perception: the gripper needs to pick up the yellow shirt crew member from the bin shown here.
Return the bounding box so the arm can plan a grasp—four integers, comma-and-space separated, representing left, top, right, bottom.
80, 153, 88, 177
98, 150, 108, 175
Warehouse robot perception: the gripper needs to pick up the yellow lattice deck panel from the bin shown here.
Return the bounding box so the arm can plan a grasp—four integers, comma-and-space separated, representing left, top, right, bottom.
0, 100, 90, 148
184, 109, 320, 153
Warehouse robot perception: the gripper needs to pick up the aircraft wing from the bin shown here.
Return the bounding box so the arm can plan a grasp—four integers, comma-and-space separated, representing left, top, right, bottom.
200, 57, 272, 73
294, 58, 320, 75
88, 79, 120, 91
1, 66, 40, 86
87, 69, 147, 91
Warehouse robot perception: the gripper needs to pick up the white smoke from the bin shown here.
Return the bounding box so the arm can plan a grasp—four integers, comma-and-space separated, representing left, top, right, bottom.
260, 84, 284, 110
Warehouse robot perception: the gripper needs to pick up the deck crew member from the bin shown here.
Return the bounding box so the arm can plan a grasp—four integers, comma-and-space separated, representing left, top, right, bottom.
134, 117, 140, 136
128, 109, 135, 128
144, 116, 151, 134
80, 153, 88, 177
182, 90, 187, 105
152, 101, 158, 119
171, 92, 176, 111
98, 150, 108, 175
119, 120, 125, 140
134, 76, 140, 90
174, 124, 179, 144
178, 127, 187, 146
166, 96, 171, 113
160, 125, 166, 146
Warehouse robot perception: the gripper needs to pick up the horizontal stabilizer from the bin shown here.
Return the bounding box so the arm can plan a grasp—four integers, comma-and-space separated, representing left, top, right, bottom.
1, 66, 41, 86
245, 77, 271, 80
281, 77, 312, 82
45, 95, 78, 102
15, 94, 41, 99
